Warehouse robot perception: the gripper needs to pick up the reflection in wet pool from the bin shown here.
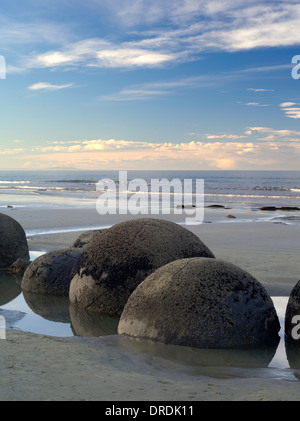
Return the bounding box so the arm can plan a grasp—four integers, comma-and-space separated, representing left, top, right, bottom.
0, 270, 299, 377
0, 271, 119, 337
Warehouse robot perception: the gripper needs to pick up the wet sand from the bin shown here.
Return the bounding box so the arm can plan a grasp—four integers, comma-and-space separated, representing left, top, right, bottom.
1, 206, 300, 401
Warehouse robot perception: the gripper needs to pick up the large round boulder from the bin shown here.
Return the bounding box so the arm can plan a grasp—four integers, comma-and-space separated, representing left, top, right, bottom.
69, 218, 215, 316
22, 248, 83, 297
0, 213, 29, 268
118, 257, 280, 349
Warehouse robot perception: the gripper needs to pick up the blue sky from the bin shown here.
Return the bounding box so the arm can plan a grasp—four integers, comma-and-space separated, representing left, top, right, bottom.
1, 0, 300, 170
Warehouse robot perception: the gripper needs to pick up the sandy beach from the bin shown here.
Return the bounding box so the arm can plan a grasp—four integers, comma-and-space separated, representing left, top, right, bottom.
1, 206, 300, 401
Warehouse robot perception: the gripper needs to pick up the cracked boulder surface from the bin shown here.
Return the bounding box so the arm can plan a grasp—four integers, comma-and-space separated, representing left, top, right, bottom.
21, 248, 84, 297
118, 257, 280, 349
69, 218, 215, 316
0, 212, 30, 268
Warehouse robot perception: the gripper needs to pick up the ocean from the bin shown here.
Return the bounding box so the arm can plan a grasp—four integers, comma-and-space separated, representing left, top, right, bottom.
0, 169, 300, 225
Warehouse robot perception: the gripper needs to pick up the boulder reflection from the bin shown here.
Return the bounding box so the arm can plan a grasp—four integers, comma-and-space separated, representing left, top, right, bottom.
0, 270, 21, 306
116, 334, 280, 377
22, 290, 118, 337
69, 305, 119, 337
22, 290, 70, 323
285, 336, 300, 380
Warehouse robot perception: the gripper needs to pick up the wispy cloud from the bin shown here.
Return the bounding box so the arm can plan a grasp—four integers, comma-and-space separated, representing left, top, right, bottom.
22, 39, 177, 71
203, 133, 247, 140
0, 16, 73, 47
244, 102, 271, 107
101, 65, 285, 101
101, 75, 221, 101
246, 126, 300, 141
0, 148, 26, 155
8, 1, 300, 73
28, 82, 74, 91
280, 102, 300, 119
247, 88, 275, 93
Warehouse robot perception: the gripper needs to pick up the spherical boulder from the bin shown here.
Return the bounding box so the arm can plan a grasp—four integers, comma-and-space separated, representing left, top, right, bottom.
22, 248, 83, 297
0, 213, 29, 268
285, 280, 300, 342
69, 218, 215, 316
118, 257, 280, 349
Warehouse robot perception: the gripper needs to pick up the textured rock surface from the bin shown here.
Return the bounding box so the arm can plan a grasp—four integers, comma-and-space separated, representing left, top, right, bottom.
0, 213, 30, 268
71, 229, 106, 249
118, 257, 280, 349
22, 248, 83, 296
69, 218, 215, 316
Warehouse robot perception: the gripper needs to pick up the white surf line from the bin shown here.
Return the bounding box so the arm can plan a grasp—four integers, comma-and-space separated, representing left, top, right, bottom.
26, 225, 113, 237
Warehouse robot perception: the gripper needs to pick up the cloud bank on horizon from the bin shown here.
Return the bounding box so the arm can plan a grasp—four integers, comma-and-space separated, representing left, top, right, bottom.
0, 0, 300, 170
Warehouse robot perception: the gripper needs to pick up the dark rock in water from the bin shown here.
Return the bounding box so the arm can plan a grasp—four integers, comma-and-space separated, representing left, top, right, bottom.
69, 218, 215, 316
118, 257, 280, 349
259, 206, 278, 211
71, 229, 106, 249
0, 213, 30, 268
176, 204, 196, 209
226, 215, 236, 219
260, 206, 300, 211
207, 205, 225, 208
9, 258, 31, 276
285, 280, 300, 343
279, 206, 300, 211
22, 248, 84, 297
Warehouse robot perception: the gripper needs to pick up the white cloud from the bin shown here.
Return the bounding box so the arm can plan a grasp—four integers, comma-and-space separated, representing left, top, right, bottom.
8, 124, 300, 170
203, 133, 247, 140
280, 102, 297, 108
24, 39, 176, 71
247, 126, 300, 140
245, 102, 271, 107
282, 108, 300, 119
28, 82, 74, 91
10, 1, 300, 73
280, 102, 300, 119
95, 48, 174, 68
0, 148, 26, 155
0, 17, 73, 47
247, 88, 275, 93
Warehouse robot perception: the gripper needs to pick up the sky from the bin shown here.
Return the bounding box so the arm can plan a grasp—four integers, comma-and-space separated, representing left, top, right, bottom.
1, 0, 300, 170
